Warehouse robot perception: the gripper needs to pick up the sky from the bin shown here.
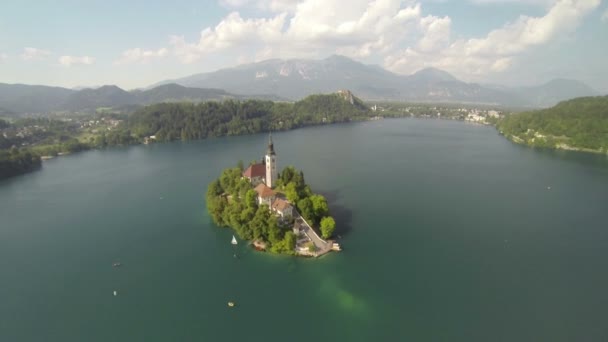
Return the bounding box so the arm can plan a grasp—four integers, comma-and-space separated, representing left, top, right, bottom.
1, 0, 607, 91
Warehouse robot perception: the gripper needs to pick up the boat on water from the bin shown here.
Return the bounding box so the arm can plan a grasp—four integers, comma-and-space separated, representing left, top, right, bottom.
228, 301, 235, 307
113, 290, 118, 296
112, 262, 121, 267
231, 235, 237, 245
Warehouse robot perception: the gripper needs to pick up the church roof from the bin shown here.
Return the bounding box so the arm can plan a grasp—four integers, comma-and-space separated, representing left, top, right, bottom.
243, 163, 265, 178
254, 183, 276, 198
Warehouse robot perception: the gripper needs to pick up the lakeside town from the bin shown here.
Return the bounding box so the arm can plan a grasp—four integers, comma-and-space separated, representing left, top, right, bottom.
0, 115, 125, 152
369, 103, 505, 124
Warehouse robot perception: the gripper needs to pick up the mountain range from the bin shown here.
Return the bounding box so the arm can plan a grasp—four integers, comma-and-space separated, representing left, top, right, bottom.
0, 55, 600, 115
0, 83, 281, 115
156, 55, 598, 107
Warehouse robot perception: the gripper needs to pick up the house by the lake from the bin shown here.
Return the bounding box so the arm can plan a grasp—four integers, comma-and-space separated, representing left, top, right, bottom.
254, 183, 276, 206
271, 198, 293, 219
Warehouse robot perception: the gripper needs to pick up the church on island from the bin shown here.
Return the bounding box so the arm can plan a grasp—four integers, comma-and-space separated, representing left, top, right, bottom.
208, 132, 341, 257
242, 134, 294, 220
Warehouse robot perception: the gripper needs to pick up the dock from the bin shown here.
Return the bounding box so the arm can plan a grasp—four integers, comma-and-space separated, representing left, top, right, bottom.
293, 214, 340, 257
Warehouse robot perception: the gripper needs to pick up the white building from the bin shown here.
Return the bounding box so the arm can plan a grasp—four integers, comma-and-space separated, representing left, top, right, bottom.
271, 198, 294, 219
254, 183, 276, 206
265, 133, 277, 188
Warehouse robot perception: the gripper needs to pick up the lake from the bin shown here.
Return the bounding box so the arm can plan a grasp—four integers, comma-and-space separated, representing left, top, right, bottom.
2, 118, 608, 341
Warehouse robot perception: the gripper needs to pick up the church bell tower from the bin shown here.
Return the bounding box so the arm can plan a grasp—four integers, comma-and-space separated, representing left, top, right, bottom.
265, 133, 277, 188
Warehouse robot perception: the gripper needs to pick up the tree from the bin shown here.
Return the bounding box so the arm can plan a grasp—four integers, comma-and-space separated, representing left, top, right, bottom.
236, 178, 252, 198
240, 207, 255, 224
207, 197, 227, 227
283, 231, 296, 252
250, 205, 271, 240
266, 215, 281, 245
227, 203, 245, 236
285, 182, 300, 203
208, 179, 223, 197
280, 166, 296, 184
219, 167, 241, 194
245, 189, 258, 209
0, 147, 41, 180
297, 198, 314, 223
320, 216, 336, 239
310, 194, 329, 223
270, 230, 295, 254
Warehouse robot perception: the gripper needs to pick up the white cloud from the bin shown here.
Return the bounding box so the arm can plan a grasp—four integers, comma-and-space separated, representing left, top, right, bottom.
220, 0, 250, 7
491, 57, 513, 72
170, 11, 287, 63
467, 0, 598, 55
0, 53, 7, 62
602, 8, 608, 21
385, 0, 600, 77
468, 0, 556, 5
114, 48, 168, 65
163, 0, 599, 81
171, 1, 426, 63
220, 0, 299, 13
58, 55, 95, 67
417, 15, 451, 52
21, 47, 51, 61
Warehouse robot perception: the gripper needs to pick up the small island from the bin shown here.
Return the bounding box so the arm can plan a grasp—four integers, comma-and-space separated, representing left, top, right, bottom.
206, 134, 340, 256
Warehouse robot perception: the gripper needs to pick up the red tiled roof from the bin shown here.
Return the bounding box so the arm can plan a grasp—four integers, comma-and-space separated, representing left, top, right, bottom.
254, 183, 276, 198
271, 198, 291, 211
243, 163, 265, 178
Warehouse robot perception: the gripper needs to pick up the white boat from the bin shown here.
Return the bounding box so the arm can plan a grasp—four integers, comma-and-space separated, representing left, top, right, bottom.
231, 235, 237, 245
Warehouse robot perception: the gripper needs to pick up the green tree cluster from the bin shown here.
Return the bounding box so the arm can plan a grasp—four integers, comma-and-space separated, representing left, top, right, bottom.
205, 165, 296, 254
128, 93, 370, 142
276, 165, 336, 238
0, 147, 41, 180
497, 96, 608, 152
320, 217, 336, 239
94, 129, 137, 148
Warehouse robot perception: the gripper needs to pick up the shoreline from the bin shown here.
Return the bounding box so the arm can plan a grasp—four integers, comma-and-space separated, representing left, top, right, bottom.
6, 116, 605, 182
503, 134, 607, 155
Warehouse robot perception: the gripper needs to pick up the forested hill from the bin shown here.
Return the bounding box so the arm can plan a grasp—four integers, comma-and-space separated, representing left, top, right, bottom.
128, 91, 370, 141
497, 96, 608, 153
0, 148, 41, 180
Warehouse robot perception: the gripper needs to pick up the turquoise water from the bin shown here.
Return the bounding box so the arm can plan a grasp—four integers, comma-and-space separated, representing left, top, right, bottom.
2, 119, 608, 341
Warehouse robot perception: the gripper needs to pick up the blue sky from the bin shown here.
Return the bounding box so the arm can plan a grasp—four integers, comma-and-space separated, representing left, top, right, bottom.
1, 0, 607, 91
